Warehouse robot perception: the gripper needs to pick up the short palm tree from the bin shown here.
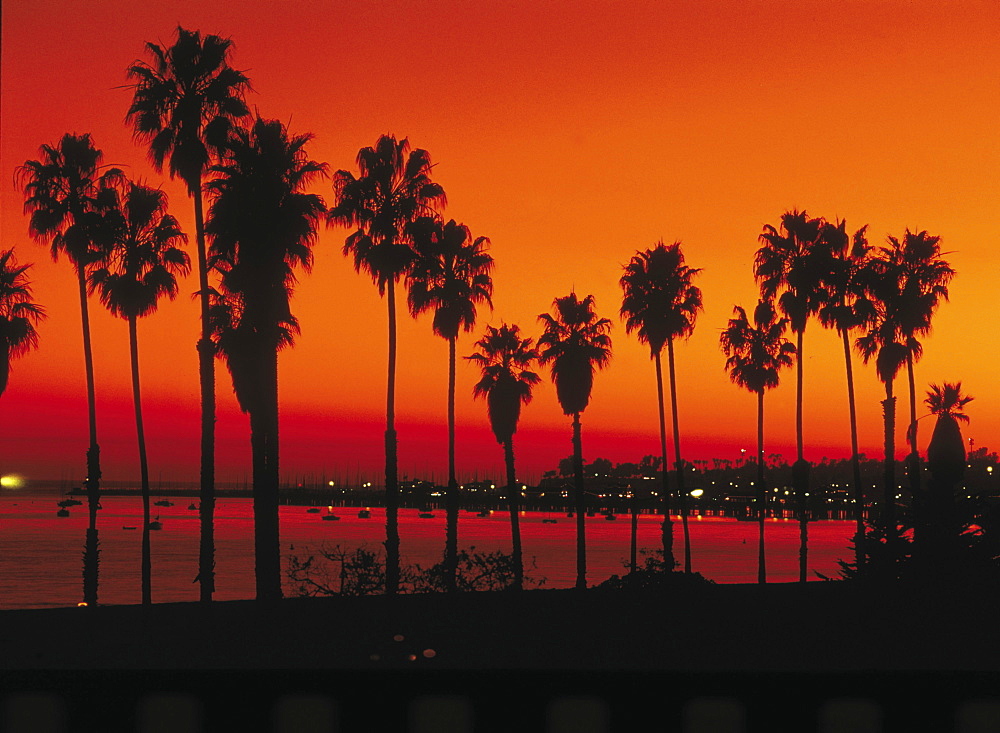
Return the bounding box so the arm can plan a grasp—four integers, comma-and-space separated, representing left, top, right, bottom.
89, 181, 189, 605
407, 217, 493, 592
327, 134, 446, 595
720, 300, 796, 583
920, 382, 973, 568
0, 249, 44, 398
17, 133, 121, 606
620, 241, 702, 574
754, 210, 834, 582
206, 118, 326, 602
126, 26, 251, 602
538, 293, 612, 589
817, 220, 873, 568
466, 323, 540, 590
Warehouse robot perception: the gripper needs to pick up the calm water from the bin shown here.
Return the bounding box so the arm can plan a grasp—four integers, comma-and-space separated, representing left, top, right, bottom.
0, 493, 856, 609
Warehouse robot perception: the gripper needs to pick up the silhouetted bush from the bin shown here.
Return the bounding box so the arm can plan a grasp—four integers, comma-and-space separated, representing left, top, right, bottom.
596, 549, 714, 591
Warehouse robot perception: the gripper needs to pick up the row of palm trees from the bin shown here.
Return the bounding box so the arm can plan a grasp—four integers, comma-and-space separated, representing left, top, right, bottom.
10, 26, 957, 603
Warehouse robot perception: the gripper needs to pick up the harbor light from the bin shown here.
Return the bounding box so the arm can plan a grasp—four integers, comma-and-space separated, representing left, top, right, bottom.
328, 481, 335, 487
690, 489, 704, 498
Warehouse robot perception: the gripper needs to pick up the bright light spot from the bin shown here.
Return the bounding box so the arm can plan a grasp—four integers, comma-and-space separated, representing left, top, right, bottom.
422, 649, 436, 658
690, 489, 704, 498
328, 481, 335, 487
77, 602, 88, 607
393, 634, 405, 642
0, 475, 23, 489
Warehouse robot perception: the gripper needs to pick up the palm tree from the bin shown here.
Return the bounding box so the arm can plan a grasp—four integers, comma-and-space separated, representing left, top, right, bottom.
89, 181, 189, 606
0, 249, 44, 398
17, 133, 121, 606
206, 118, 326, 602
466, 324, 540, 590
878, 231, 953, 505
407, 217, 494, 592
921, 382, 973, 572
754, 210, 834, 582
817, 220, 873, 569
537, 293, 612, 589
126, 26, 251, 602
855, 301, 910, 550
720, 300, 796, 583
620, 241, 702, 574
327, 134, 446, 595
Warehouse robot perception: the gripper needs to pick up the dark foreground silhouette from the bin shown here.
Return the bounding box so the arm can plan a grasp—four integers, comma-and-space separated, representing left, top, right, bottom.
1, 579, 997, 671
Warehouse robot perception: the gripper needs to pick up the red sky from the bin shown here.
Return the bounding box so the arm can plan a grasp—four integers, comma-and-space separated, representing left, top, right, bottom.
1, 0, 998, 486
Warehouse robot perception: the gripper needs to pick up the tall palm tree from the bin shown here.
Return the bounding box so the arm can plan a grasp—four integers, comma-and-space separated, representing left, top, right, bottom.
754, 210, 834, 582
720, 300, 796, 583
466, 324, 540, 590
89, 181, 190, 606
817, 220, 873, 569
327, 135, 446, 595
878, 231, 953, 506
620, 241, 702, 574
17, 133, 121, 606
407, 217, 493, 592
126, 26, 251, 602
538, 293, 612, 589
206, 118, 326, 602
0, 249, 44, 398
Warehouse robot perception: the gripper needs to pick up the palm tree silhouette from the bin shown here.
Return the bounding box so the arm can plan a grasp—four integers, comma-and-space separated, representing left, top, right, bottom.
126, 26, 251, 602
538, 293, 612, 589
921, 382, 973, 571
620, 241, 702, 574
878, 231, 953, 505
0, 249, 44, 399
754, 210, 833, 582
466, 324, 540, 590
327, 135, 446, 595
817, 220, 873, 569
407, 217, 494, 592
17, 133, 121, 606
206, 118, 326, 602
720, 300, 796, 583
89, 181, 190, 605
855, 299, 910, 547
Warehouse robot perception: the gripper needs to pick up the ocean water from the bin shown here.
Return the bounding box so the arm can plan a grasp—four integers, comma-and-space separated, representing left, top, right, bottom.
0, 493, 856, 609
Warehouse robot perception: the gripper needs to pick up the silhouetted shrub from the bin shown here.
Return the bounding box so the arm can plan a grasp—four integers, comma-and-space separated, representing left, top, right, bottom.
596, 549, 714, 591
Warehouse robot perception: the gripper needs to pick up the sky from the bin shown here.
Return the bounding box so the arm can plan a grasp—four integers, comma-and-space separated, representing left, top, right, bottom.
1, 0, 998, 487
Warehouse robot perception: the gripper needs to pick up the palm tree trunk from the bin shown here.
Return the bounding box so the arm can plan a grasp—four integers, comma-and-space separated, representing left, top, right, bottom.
757, 389, 766, 584
504, 438, 523, 590
77, 265, 100, 606
129, 317, 152, 605
881, 380, 897, 538
793, 329, 809, 583
629, 493, 638, 574
255, 347, 282, 602
193, 181, 217, 604
445, 335, 458, 592
384, 281, 401, 595
667, 338, 691, 574
841, 329, 866, 570
906, 354, 922, 500
572, 412, 586, 589
653, 351, 675, 570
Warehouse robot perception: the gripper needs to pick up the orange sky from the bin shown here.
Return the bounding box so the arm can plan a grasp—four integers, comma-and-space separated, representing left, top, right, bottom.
1, 0, 998, 486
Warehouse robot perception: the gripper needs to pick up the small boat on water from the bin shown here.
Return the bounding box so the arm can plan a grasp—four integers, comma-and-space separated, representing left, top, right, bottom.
154, 500, 173, 507
604, 514, 617, 521
122, 526, 136, 530
418, 512, 435, 519
148, 517, 162, 530
358, 508, 371, 518
306, 507, 321, 514
542, 518, 558, 524
477, 510, 490, 517
188, 503, 198, 511
57, 508, 70, 517
58, 499, 81, 508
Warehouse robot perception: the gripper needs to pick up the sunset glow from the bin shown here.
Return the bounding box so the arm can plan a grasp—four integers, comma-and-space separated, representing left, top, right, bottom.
1, 0, 998, 485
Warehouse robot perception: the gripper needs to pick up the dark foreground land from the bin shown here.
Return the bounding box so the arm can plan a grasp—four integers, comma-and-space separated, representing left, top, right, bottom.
1, 582, 998, 731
